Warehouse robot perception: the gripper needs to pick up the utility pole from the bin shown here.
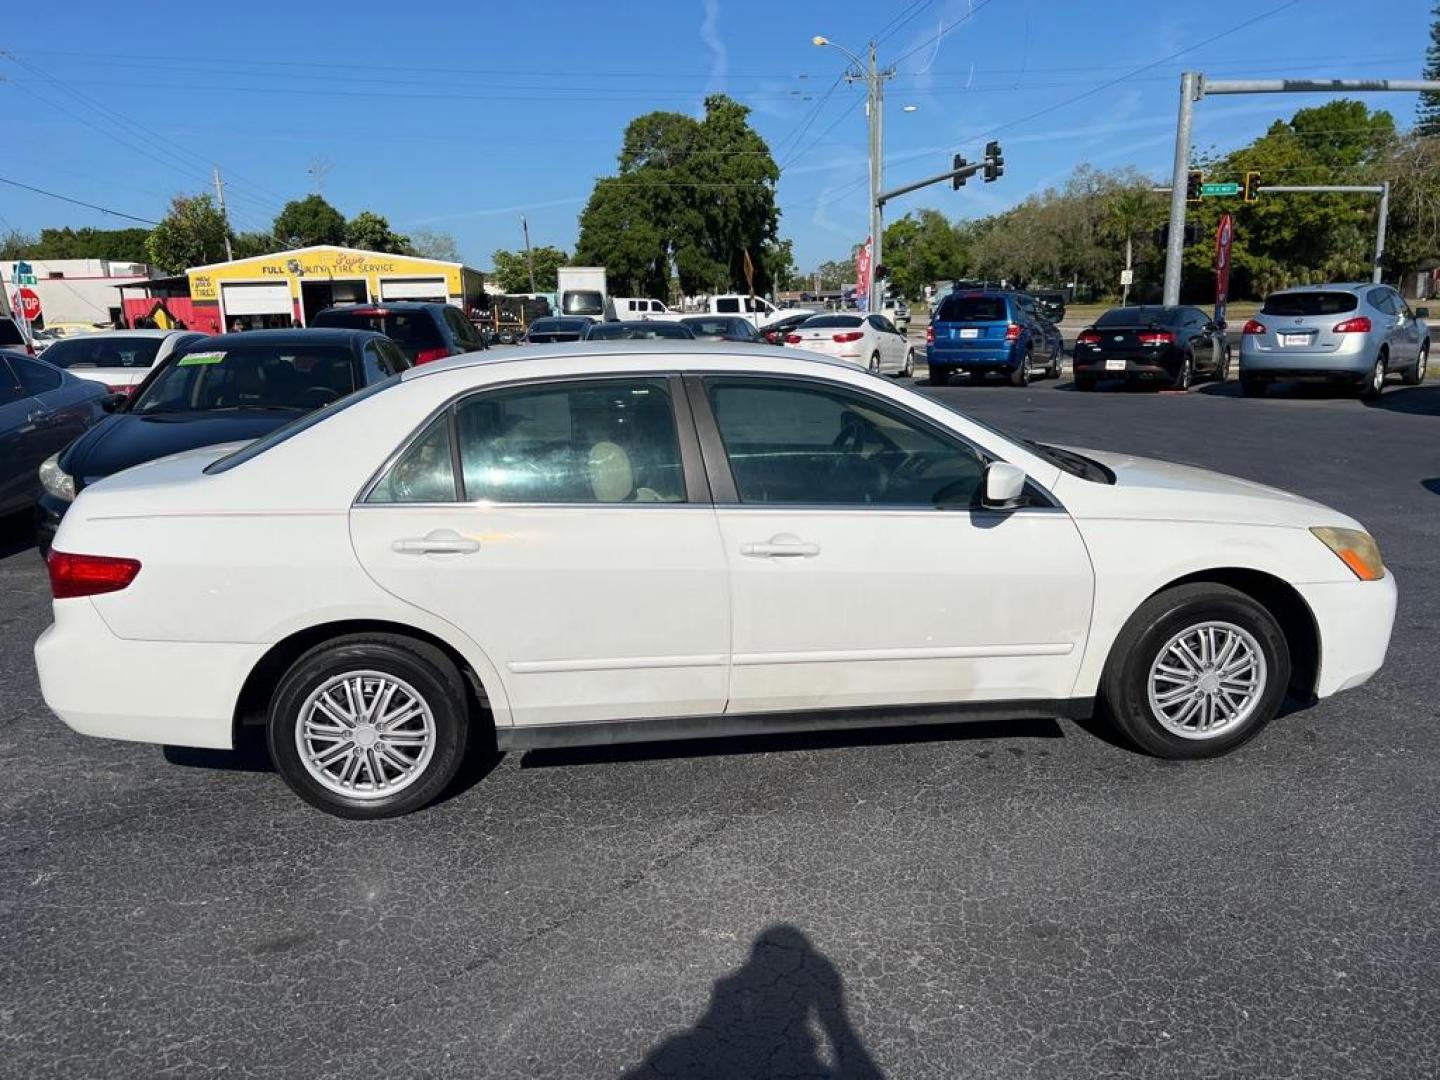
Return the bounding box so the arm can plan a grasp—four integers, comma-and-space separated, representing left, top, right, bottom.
521, 215, 537, 294
1374, 180, 1390, 284
1163, 74, 1440, 304
1122, 234, 1133, 306
814, 36, 893, 313
212, 165, 234, 262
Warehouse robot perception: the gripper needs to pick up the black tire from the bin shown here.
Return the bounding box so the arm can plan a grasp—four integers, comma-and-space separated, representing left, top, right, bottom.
267, 633, 471, 818
1049, 344, 1063, 379
928, 366, 952, 387
1010, 349, 1032, 387
1360, 352, 1387, 401
1169, 351, 1194, 391
1217, 347, 1232, 382
1099, 583, 1290, 759
1402, 343, 1428, 386
868, 352, 881, 375
1074, 373, 1096, 392
897, 348, 915, 379
1240, 378, 1267, 397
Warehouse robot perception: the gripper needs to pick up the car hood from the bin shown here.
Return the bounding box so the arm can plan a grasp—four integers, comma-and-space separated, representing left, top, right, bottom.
1054, 447, 1361, 530
59, 410, 298, 486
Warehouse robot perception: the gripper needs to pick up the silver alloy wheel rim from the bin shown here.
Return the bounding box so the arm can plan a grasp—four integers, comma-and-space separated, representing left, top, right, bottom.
1146, 621, 1267, 740
1374, 358, 1385, 390
1419, 349, 1427, 380
295, 670, 437, 800
870, 353, 880, 374
905, 349, 914, 376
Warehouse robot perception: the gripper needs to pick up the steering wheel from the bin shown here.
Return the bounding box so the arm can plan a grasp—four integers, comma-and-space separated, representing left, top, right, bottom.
298, 386, 341, 409
830, 410, 901, 456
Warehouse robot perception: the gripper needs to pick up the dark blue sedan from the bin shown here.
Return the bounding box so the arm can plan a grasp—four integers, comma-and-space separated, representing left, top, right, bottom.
36, 328, 408, 552
0, 350, 109, 521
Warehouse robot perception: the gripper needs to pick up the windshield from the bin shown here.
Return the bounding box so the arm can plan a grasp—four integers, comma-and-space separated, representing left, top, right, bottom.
1261, 291, 1358, 316
1096, 306, 1175, 326
802, 315, 862, 329
684, 317, 745, 337
936, 295, 1008, 322
529, 319, 590, 335
133, 343, 357, 415
38, 334, 164, 370
586, 322, 693, 339
311, 309, 443, 350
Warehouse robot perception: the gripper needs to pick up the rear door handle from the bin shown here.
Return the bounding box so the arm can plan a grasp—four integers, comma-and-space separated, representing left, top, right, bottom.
740, 534, 820, 559
392, 530, 480, 555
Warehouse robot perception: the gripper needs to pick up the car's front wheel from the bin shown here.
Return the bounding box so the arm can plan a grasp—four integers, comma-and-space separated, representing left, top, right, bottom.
1402, 343, 1428, 386
1100, 583, 1290, 759
898, 348, 915, 379
267, 633, 471, 818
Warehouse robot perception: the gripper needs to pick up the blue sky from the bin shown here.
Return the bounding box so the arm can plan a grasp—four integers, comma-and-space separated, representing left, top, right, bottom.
2, 0, 1432, 272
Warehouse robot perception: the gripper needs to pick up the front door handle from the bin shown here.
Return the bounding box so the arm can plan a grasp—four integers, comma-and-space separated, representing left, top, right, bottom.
740, 534, 820, 559
392, 530, 480, 555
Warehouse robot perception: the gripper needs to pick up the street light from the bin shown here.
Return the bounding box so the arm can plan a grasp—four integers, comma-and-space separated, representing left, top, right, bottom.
813, 34, 891, 313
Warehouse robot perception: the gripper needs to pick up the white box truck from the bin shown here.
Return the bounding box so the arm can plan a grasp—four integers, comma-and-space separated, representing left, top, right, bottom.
557, 267, 614, 322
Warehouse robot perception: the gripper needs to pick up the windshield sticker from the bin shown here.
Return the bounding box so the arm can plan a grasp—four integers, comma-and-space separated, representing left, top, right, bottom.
178, 352, 226, 366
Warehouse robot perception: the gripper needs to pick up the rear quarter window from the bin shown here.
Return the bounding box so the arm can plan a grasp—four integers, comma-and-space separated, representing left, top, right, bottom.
0, 319, 26, 346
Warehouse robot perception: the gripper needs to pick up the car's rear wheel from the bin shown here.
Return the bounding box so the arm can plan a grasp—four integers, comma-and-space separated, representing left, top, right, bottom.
267, 634, 470, 818
1048, 343, 1063, 378
1402, 343, 1428, 386
1360, 352, 1387, 400
1100, 583, 1290, 759
1240, 377, 1267, 397
1010, 349, 1032, 387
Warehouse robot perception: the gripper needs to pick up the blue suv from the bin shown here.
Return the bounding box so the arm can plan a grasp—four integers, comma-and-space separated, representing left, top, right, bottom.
926, 290, 1062, 386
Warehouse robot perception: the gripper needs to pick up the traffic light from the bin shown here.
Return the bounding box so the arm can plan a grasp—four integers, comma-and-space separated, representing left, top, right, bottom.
1243, 171, 1261, 203
874, 264, 889, 281
1186, 170, 1203, 205
1153, 223, 1204, 247
952, 154, 968, 190
983, 140, 1004, 182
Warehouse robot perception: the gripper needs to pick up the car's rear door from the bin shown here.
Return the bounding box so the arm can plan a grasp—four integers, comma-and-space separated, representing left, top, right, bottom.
349, 374, 730, 729
694, 374, 1094, 714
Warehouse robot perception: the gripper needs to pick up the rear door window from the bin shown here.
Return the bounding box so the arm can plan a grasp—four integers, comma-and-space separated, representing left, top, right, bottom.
12, 357, 63, 394
0, 358, 26, 404
936, 296, 1008, 322
1262, 292, 1358, 316
716, 298, 740, 314
444, 307, 485, 351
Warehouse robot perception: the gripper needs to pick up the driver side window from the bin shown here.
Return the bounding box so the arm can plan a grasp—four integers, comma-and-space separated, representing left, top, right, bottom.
705, 378, 985, 507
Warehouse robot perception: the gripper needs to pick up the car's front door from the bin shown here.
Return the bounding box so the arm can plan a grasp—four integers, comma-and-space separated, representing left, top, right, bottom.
0, 359, 39, 513
694, 375, 1095, 715
349, 375, 730, 729
1390, 291, 1422, 367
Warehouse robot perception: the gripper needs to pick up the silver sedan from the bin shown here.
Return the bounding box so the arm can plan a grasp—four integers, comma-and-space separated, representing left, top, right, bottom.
1238, 283, 1430, 399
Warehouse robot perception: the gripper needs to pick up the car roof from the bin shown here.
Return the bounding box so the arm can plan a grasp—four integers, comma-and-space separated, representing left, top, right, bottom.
1269, 282, 1372, 294
596, 320, 686, 329
198, 328, 382, 349
315, 302, 444, 313
403, 339, 852, 382
69, 329, 187, 339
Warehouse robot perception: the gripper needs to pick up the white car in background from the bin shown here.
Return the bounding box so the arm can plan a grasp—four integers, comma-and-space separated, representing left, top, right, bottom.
35, 329, 206, 395
787, 312, 915, 377
612, 297, 685, 322
36, 343, 1395, 818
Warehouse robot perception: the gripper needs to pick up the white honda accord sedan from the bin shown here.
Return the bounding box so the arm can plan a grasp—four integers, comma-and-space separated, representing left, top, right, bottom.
35, 343, 1396, 817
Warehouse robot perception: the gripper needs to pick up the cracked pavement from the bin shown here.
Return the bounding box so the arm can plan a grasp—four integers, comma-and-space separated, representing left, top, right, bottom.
1, 376, 1437, 1078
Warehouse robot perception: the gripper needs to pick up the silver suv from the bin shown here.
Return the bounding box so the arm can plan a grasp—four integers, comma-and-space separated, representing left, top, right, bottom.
1239, 283, 1430, 399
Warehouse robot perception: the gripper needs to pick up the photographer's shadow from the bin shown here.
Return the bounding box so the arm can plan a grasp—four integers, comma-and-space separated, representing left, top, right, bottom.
623, 923, 884, 1079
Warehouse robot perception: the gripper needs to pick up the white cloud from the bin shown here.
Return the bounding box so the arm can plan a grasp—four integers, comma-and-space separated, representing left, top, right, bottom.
699, 0, 727, 115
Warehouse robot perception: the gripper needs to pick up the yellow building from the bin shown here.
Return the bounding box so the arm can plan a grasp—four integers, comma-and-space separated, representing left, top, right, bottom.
184, 246, 486, 331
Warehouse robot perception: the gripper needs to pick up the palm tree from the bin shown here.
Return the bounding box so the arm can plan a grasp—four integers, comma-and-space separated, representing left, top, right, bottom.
1107, 188, 1159, 304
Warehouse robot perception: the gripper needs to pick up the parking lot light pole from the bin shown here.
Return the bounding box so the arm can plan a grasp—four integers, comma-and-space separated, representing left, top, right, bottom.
814, 35, 892, 313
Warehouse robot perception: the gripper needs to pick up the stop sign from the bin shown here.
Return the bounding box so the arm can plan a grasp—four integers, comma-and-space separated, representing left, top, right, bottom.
12, 287, 40, 322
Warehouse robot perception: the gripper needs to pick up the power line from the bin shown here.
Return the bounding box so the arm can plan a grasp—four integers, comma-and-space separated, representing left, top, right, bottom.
782, 95, 866, 172
874, 0, 937, 46
889, 0, 1002, 68
0, 175, 160, 225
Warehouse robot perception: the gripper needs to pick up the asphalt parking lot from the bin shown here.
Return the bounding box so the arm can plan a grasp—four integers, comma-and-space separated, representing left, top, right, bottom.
2, 372, 1438, 1079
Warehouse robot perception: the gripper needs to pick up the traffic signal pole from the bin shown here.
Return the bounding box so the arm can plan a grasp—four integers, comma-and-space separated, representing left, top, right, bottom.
1161, 74, 1440, 304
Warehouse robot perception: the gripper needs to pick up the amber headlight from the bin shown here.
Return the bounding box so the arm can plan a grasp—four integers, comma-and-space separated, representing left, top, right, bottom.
1310, 527, 1385, 581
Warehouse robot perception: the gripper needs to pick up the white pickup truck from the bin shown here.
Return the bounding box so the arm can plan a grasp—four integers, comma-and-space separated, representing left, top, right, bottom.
704, 294, 814, 329
612, 297, 685, 322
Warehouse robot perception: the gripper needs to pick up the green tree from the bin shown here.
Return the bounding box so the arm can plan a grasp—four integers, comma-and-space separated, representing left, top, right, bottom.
24, 227, 151, 262
1420, 2, 1440, 136
811, 259, 853, 290
406, 229, 461, 261
763, 238, 800, 292
881, 209, 967, 299
145, 194, 231, 272
272, 194, 347, 247
232, 231, 280, 259
490, 245, 568, 292
344, 210, 409, 253
1379, 133, 1440, 277
575, 94, 782, 297
1, 229, 35, 260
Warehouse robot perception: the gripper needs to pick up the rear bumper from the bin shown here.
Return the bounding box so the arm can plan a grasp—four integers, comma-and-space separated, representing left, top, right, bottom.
926, 345, 1021, 372
34, 599, 265, 750
1298, 572, 1397, 698
1073, 354, 1180, 379
1240, 338, 1372, 377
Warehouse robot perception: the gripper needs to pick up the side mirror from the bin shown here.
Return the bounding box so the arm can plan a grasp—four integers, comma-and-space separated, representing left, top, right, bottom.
1416, 307, 1430, 319
982, 461, 1028, 511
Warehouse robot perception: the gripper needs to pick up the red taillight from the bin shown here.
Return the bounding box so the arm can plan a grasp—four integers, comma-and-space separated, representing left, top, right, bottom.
1333, 316, 1372, 334
1076, 330, 1101, 345
1242, 319, 1266, 335
833, 331, 864, 343
414, 347, 450, 365
785, 333, 803, 344
349, 307, 390, 317
926, 325, 935, 344
1004, 323, 1021, 342
105, 383, 135, 395
1138, 330, 1176, 346
47, 550, 141, 600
